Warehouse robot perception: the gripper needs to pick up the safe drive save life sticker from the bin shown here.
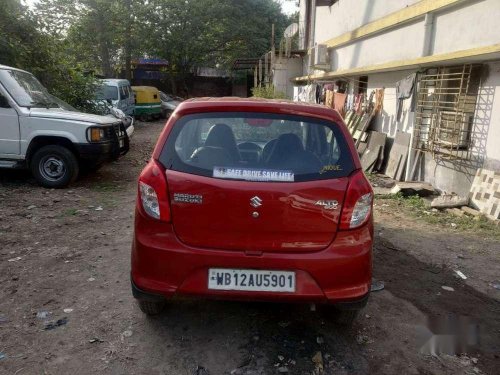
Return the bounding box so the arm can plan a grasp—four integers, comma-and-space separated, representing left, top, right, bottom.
213, 167, 294, 182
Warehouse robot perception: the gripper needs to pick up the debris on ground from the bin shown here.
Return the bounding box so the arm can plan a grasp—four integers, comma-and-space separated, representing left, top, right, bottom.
454, 270, 467, 280
36, 311, 49, 319
89, 338, 104, 344
371, 280, 385, 292
316, 336, 324, 344
461, 206, 482, 217
27, 205, 37, 210
7, 256, 22, 262
87, 277, 95, 282
446, 208, 465, 217
431, 195, 468, 209
311, 351, 323, 373
390, 182, 436, 197
277, 366, 289, 373
441, 286, 455, 292
122, 330, 133, 338
490, 280, 500, 290
0, 315, 7, 323
63, 308, 73, 313
44, 317, 68, 330
95, 206, 103, 211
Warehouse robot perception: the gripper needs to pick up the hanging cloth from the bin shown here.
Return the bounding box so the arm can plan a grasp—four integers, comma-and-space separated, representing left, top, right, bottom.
374, 88, 385, 114
354, 94, 364, 114
333, 92, 347, 117
325, 90, 334, 109
395, 73, 416, 121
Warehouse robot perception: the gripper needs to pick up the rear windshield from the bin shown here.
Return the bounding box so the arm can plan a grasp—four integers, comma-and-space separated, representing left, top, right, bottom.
159, 112, 355, 182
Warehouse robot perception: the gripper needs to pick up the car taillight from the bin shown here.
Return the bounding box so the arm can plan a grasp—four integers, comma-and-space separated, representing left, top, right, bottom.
138, 160, 171, 222
340, 169, 373, 230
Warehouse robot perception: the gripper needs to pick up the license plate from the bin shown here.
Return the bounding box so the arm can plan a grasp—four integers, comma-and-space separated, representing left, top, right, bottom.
208, 268, 295, 292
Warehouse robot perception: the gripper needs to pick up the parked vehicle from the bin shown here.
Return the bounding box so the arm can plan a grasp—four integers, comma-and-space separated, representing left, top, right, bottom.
96, 79, 135, 116
131, 98, 373, 325
159, 91, 183, 118
0, 64, 129, 188
131, 86, 162, 121
93, 99, 135, 138
49, 94, 135, 139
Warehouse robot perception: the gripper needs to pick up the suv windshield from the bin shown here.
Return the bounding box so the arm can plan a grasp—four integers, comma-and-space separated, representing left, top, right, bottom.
0, 69, 59, 108
96, 85, 119, 101
160, 112, 355, 182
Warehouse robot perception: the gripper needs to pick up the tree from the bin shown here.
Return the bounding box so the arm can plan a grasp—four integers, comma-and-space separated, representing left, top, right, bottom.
143, 0, 291, 93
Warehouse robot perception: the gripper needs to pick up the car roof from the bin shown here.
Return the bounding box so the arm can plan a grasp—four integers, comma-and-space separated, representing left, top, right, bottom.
102, 78, 130, 85
0, 64, 30, 74
175, 97, 343, 123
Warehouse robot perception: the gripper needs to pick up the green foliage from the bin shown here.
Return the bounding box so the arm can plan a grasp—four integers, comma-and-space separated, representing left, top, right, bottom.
2, 0, 293, 103
251, 85, 287, 99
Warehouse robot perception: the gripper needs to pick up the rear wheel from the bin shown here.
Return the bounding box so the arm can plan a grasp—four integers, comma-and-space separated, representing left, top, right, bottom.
137, 300, 165, 315
30, 145, 79, 188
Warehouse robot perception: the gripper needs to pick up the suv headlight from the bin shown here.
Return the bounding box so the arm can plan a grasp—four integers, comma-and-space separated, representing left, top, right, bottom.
87, 126, 108, 142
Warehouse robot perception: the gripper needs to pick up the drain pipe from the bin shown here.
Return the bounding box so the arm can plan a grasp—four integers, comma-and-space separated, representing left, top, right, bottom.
308, 0, 317, 74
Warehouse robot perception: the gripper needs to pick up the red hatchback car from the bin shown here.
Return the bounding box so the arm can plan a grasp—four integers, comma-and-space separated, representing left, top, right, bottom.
131, 98, 373, 324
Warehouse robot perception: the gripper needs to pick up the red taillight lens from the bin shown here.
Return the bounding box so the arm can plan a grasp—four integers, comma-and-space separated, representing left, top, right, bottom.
138, 160, 171, 222
340, 169, 373, 230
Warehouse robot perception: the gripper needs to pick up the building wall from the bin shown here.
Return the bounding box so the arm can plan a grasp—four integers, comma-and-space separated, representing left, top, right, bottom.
314, 0, 420, 47
273, 57, 304, 98
308, 0, 500, 74
482, 61, 500, 168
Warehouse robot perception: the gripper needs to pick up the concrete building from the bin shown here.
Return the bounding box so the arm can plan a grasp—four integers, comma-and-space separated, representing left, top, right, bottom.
277, 0, 500, 204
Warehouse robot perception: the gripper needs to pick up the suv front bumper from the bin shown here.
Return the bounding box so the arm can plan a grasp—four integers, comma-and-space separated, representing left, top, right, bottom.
76, 123, 129, 166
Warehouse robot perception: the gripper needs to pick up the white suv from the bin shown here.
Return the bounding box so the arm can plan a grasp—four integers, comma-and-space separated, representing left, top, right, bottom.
0, 64, 129, 188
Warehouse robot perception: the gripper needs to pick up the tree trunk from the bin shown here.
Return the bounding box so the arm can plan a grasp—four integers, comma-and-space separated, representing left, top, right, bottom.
124, 0, 132, 81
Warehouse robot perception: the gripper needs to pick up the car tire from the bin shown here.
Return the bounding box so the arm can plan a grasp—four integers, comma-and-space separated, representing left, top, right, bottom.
31, 145, 79, 188
333, 309, 359, 326
137, 300, 165, 315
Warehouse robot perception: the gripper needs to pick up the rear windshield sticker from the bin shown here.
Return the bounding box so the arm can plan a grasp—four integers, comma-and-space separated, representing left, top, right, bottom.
213, 167, 294, 182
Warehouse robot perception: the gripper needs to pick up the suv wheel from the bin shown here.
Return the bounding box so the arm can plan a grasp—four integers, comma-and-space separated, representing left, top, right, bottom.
31, 145, 79, 188
137, 300, 165, 315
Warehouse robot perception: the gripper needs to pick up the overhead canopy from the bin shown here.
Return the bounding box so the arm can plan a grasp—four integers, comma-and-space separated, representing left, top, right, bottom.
232, 58, 260, 71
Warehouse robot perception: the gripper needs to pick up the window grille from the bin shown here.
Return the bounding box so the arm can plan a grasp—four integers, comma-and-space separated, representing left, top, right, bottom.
413, 64, 482, 161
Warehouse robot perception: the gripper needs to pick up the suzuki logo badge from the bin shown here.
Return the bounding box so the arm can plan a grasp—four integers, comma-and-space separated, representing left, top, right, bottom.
250, 196, 262, 208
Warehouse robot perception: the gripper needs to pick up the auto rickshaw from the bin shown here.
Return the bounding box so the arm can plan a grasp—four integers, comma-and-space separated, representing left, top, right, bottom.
131, 86, 162, 121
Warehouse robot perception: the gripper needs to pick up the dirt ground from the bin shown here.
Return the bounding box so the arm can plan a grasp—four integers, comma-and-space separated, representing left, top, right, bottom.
1, 120, 499, 375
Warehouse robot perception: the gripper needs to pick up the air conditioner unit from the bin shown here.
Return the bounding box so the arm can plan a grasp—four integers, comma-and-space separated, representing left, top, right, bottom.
310, 44, 329, 70
435, 111, 473, 149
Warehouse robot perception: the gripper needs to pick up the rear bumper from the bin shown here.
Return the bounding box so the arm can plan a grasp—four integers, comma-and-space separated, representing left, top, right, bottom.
131, 212, 373, 306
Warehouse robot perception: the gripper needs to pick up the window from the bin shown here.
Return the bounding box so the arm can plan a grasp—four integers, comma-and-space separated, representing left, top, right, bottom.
96, 85, 119, 101
160, 112, 355, 182
119, 86, 129, 100
358, 76, 368, 95
413, 64, 482, 160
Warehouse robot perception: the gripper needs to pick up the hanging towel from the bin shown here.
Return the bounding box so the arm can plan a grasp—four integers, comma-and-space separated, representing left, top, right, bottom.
333, 92, 347, 116
325, 90, 334, 109
396, 73, 416, 121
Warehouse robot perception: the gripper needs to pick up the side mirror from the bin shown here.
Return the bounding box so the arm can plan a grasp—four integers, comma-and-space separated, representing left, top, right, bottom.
0, 94, 11, 108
